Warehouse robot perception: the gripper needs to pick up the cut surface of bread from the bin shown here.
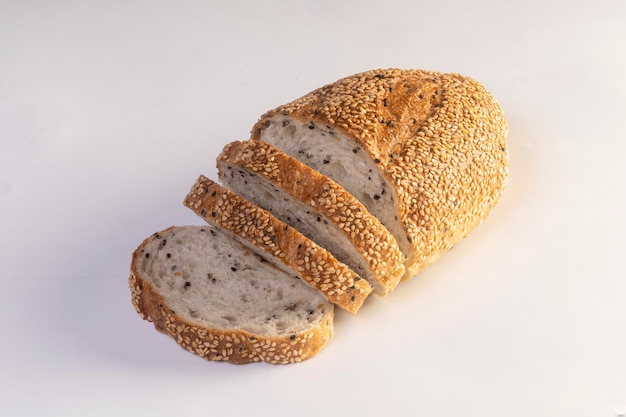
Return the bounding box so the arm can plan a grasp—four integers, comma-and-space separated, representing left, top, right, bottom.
129, 226, 334, 364
183, 176, 372, 312
216, 140, 405, 296
252, 68, 508, 280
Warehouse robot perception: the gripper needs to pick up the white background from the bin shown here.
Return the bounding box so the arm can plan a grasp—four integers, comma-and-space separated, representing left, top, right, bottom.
1, 1, 625, 416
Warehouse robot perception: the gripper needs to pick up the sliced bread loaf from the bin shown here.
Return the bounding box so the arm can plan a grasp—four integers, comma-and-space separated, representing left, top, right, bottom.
216, 140, 405, 296
183, 175, 372, 313
251, 68, 508, 280
129, 225, 334, 364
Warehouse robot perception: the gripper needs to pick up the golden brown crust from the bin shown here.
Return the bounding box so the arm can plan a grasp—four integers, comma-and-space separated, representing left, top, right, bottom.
183, 176, 372, 313
217, 140, 406, 295
252, 69, 508, 279
129, 228, 334, 365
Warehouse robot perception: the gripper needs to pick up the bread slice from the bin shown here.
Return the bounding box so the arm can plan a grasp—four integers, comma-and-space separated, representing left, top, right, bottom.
251, 68, 508, 280
216, 140, 405, 296
183, 176, 372, 313
129, 225, 334, 364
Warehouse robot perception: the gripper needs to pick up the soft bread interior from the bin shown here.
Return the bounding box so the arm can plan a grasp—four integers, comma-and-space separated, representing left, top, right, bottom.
137, 226, 330, 337
258, 118, 411, 256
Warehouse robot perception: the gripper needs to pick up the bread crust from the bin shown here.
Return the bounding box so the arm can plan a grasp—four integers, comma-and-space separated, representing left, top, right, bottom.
183, 176, 372, 313
252, 69, 508, 279
217, 140, 406, 295
129, 227, 334, 365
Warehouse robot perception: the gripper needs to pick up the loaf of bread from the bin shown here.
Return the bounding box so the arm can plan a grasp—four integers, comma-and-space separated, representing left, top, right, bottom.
129, 68, 508, 364
129, 226, 334, 364
216, 140, 405, 296
252, 69, 508, 279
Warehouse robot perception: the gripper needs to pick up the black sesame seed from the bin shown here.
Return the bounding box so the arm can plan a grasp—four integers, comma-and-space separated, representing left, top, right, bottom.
145, 253, 150, 259
383, 98, 388, 107
211, 211, 216, 217
231, 267, 237, 272
374, 194, 380, 200
352, 148, 358, 153
184, 281, 191, 288
290, 335, 296, 340
374, 158, 381, 163
323, 159, 330, 164
308, 122, 315, 129
374, 74, 384, 79
200, 209, 207, 217
351, 296, 356, 302
282, 120, 290, 127
316, 215, 321, 222
166, 253, 171, 259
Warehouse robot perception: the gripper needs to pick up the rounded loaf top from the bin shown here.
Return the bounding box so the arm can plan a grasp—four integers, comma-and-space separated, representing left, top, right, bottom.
252, 68, 509, 277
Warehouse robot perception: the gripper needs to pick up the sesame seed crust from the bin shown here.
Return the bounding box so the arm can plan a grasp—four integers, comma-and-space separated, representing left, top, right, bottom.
128, 230, 334, 365
217, 140, 405, 295
252, 69, 508, 279
183, 176, 372, 313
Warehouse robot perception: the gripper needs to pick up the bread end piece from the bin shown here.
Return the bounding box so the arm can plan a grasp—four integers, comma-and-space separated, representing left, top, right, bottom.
129, 227, 334, 365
